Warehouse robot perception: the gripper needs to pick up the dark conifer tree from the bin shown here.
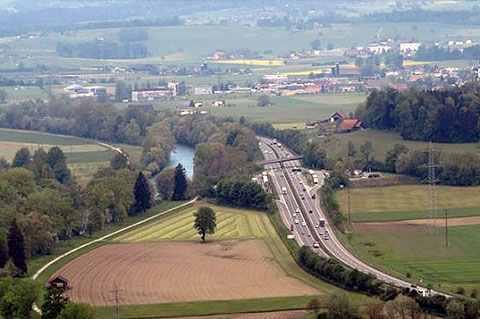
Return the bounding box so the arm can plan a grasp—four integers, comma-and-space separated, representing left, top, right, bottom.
0, 232, 7, 269
12, 148, 31, 167
131, 172, 151, 215
7, 219, 27, 275
172, 164, 188, 201
41, 287, 69, 319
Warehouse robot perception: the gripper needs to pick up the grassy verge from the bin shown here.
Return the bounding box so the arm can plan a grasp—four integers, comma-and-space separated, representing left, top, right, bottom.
94, 295, 323, 319
29, 201, 190, 283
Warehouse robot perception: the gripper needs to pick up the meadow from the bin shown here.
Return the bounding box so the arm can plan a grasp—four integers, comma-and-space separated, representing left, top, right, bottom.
0, 128, 114, 185
336, 184, 480, 222
336, 182, 480, 293
344, 224, 480, 292
322, 129, 480, 161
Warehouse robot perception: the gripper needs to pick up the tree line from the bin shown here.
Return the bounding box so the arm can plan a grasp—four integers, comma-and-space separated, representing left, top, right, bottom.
415, 44, 480, 61
56, 40, 148, 59
0, 146, 155, 277
356, 84, 480, 143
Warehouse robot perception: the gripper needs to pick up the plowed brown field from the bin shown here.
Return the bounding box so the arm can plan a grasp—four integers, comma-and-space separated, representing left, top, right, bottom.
50, 240, 318, 306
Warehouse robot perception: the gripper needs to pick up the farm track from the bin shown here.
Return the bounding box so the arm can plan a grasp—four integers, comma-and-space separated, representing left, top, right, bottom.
163, 309, 309, 319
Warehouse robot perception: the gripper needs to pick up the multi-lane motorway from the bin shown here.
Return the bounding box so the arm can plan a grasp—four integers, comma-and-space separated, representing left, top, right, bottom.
258, 136, 446, 297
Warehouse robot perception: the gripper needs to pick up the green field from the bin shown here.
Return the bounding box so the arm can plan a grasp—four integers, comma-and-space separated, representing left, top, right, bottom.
344, 224, 480, 292
323, 129, 480, 161
337, 185, 480, 222
336, 182, 480, 292
0, 86, 49, 102
114, 204, 271, 241
0, 128, 114, 185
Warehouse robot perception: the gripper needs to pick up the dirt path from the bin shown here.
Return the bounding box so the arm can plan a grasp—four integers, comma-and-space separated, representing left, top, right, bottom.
355, 215, 480, 232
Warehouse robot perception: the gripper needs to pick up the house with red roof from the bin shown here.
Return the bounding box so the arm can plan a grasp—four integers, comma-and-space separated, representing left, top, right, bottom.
336, 119, 363, 133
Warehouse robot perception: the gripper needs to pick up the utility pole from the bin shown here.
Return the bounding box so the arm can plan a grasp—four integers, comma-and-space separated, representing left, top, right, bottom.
347, 186, 351, 225
115, 285, 120, 319
445, 209, 448, 247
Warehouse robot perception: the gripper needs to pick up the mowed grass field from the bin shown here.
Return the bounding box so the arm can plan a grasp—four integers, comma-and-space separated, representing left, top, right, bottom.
323, 129, 480, 161
0, 128, 114, 185
336, 184, 480, 222
336, 184, 480, 292
114, 204, 279, 241
344, 223, 480, 292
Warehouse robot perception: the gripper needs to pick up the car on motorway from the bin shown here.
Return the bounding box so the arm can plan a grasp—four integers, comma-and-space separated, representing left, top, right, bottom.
315, 224, 319, 228
294, 219, 299, 224
307, 233, 311, 237
324, 235, 329, 240
301, 221, 306, 226
290, 224, 294, 231
313, 242, 320, 248
303, 188, 306, 192
301, 196, 305, 200
312, 194, 316, 199
309, 209, 313, 214
292, 213, 297, 218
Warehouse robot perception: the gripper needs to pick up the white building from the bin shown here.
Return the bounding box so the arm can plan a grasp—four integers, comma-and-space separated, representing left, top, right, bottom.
194, 86, 213, 95
64, 84, 107, 99
399, 42, 421, 53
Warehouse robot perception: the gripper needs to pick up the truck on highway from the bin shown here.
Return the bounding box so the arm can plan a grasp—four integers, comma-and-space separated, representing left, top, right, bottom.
277, 143, 282, 147
281, 186, 287, 194
319, 218, 325, 227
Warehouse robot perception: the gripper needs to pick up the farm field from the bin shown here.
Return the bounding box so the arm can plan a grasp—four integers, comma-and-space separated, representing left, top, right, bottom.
336, 184, 480, 222
6, 22, 480, 66
322, 129, 480, 161
51, 240, 319, 305
48, 202, 352, 316
115, 204, 279, 242
336, 183, 480, 293
0, 86, 48, 102
0, 128, 114, 185
344, 223, 480, 292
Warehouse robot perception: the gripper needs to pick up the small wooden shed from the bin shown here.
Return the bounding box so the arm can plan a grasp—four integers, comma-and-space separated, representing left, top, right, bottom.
47, 275, 69, 290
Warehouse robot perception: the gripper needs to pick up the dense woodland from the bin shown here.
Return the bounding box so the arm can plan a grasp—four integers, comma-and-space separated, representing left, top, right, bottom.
356, 84, 480, 143
415, 45, 480, 61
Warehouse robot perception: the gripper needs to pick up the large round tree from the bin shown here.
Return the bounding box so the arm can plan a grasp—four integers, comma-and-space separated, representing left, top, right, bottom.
193, 207, 216, 241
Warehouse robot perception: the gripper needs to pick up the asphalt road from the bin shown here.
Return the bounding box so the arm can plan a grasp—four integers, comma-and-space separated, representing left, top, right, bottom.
258, 136, 447, 297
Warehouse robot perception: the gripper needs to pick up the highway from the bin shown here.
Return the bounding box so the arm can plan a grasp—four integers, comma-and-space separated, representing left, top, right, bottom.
258, 136, 447, 297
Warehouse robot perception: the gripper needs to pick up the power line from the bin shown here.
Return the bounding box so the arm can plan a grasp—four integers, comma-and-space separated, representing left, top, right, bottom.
424, 141, 439, 233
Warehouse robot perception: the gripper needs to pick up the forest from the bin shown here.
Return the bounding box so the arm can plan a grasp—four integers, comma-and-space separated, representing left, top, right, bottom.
356, 84, 480, 143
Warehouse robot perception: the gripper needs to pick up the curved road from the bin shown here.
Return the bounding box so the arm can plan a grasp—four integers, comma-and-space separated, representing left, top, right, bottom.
258, 136, 448, 297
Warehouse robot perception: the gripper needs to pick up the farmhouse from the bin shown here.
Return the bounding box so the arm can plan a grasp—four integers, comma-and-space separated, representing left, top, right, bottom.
337, 119, 363, 133
47, 275, 69, 289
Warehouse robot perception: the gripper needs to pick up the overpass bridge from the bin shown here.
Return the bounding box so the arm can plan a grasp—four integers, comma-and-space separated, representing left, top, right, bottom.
260, 155, 303, 165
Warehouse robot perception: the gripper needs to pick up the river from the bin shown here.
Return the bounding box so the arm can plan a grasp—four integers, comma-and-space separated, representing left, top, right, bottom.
168, 144, 195, 179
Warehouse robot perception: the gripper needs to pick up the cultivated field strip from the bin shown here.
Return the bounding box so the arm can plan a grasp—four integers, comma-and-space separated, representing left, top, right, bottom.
113, 205, 269, 242
52, 241, 319, 305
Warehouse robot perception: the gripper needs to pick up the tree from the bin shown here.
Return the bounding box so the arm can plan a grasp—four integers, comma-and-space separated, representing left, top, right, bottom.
0, 89, 7, 103
177, 81, 187, 96
110, 152, 129, 170
46, 147, 71, 184
0, 230, 7, 269
156, 167, 176, 200
0, 277, 39, 319
7, 219, 27, 275
366, 300, 386, 319
257, 94, 272, 107
172, 164, 188, 201
360, 141, 374, 163
239, 115, 246, 125
12, 148, 30, 168
115, 80, 132, 102
193, 206, 216, 241
307, 298, 321, 314
447, 300, 465, 319
310, 39, 322, 50
326, 293, 358, 319
131, 171, 151, 215
41, 287, 69, 319
58, 303, 95, 319
385, 143, 409, 172
347, 141, 357, 158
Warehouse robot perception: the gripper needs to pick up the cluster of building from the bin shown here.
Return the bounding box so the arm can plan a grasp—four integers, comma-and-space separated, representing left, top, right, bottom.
306, 111, 363, 136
